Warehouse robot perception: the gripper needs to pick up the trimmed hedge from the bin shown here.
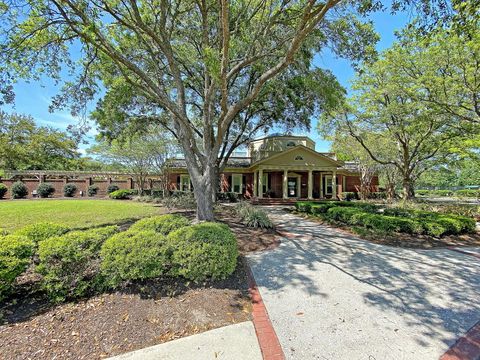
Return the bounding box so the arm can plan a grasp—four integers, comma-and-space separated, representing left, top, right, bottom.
100, 230, 170, 287
0, 183, 7, 199
107, 184, 120, 194
415, 189, 479, 198
37, 183, 55, 198
296, 201, 377, 214
109, 189, 137, 199
15, 222, 69, 245
0, 235, 35, 300
296, 200, 476, 238
167, 222, 238, 281
128, 214, 190, 235
37, 226, 118, 302
11, 181, 28, 199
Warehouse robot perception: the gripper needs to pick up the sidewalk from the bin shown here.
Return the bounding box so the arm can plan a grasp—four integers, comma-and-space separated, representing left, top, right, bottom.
108, 321, 263, 360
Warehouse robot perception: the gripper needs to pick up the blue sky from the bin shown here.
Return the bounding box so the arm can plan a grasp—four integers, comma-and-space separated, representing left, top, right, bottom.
3, 6, 410, 155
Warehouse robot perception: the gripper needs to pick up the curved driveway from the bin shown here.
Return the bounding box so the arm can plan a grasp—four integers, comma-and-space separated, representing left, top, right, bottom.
247, 207, 480, 360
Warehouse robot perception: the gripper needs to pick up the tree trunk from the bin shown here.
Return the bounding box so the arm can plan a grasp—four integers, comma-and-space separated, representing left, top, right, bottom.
402, 177, 415, 200
189, 164, 216, 222
386, 182, 396, 202
193, 181, 214, 221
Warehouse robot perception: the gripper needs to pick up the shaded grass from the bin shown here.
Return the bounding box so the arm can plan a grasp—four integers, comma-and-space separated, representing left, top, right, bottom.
0, 199, 166, 231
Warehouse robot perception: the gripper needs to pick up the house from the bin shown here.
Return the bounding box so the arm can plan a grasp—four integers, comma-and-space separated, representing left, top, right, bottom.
167, 135, 379, 200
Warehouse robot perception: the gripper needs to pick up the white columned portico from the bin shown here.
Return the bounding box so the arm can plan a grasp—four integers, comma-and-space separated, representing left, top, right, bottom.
253, 171, 258, 197
307, 170, 313, 199
283, 169, 288, 199
332, 170, 337, 199
258, 168, 263, 198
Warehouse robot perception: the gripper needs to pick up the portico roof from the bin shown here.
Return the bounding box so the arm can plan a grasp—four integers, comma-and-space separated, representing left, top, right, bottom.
249, 145, 343, 169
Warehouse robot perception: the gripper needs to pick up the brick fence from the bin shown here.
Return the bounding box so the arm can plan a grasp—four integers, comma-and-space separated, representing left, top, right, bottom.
0, 171, 163, 199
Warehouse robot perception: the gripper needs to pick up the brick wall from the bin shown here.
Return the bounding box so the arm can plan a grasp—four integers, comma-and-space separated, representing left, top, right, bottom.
0, 176, 148, 199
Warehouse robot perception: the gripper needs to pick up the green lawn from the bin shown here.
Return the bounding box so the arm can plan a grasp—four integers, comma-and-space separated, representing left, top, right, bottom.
0, 199, 166, 231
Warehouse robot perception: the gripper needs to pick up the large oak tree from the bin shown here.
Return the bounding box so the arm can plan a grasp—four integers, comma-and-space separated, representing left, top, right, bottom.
0, 0, 451, 219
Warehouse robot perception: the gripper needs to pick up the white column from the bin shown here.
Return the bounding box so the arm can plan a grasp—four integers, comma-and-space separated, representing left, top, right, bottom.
319, 172, 323, 199
253, 171, 258, 197
307, 170, 313, 199
283, 169, 288, 199
258, 168, 263, 198
332, 170, 337, 199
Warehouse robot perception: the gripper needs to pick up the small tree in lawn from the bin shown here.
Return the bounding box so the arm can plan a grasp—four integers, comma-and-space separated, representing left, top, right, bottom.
89, 126, 176, 195
330, 134, 378, 200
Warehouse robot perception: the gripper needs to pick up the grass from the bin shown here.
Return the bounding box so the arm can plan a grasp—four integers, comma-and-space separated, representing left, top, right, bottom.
0, 199, 165, 231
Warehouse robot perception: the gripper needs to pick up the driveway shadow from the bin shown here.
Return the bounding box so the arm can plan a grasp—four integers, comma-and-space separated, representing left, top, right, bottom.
247, 206, 480, 354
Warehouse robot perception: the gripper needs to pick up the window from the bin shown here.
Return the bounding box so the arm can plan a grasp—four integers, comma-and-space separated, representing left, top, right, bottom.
325, 176, 333, 195
262, 173, 269, 194
180, 174, 191, 191
286, 141, 296, 147
232, 174, 243, 194
294, 155, 304, 161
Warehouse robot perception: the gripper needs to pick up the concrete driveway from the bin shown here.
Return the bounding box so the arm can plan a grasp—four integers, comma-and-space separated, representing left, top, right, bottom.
247, 207, 480, 360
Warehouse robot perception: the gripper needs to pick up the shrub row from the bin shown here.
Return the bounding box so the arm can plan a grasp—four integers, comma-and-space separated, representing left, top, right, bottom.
0, 181, 138, 199
295, 201, 377, 215
322, 206, 475, 237
416, 189, 479, 198
1, 215, 239, 302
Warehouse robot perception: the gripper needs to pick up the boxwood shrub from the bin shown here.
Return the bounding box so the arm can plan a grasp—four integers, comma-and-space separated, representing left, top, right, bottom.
100, 230, 170, 287
87, 185, 99, 197
63, 183, 77, 197
37, 226, 118, 302
15, 222, 69, 245
0, 183, 7, 199
167, 222, 238, 281
107, 184, 120, 194
109, 189, 137, 199
37, 183, 55, 198
0, 235, 35, 300
11, 181, 28, 199
128, 214, 190, 235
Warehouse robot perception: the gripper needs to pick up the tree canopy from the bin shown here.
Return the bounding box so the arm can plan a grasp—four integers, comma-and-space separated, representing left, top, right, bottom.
0, 111, 80, 170
0, 0, 460, 218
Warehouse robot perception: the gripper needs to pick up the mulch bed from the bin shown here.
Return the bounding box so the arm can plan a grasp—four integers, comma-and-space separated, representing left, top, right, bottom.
0, 208, 278, 360
215, 206, 280, 254
0, 262, 251, 360
295, 211, 480, 249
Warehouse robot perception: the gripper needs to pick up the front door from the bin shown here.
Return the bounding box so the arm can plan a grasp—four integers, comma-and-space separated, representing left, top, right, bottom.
287, 177, 298, 197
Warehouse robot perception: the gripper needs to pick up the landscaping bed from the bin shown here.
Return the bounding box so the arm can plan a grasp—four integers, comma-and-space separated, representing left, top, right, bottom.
0, 213, 259, 359
215, 206, 279, 253
1, 263, 251, 359
294, 201, 480, 249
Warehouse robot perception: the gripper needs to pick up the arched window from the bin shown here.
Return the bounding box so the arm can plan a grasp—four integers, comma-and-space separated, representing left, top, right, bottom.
295, 155, 304, 161
286, 141, 296, 147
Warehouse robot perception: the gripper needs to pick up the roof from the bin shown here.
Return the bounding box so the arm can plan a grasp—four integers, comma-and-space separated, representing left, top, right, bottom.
167, 157, 251, 169
250, 134, 315, 144
250, 145, 343, 167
